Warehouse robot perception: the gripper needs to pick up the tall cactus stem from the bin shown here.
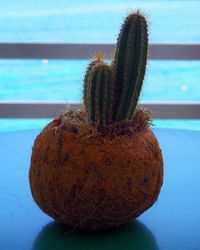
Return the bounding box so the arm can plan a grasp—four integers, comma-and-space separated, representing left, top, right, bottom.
112, 11, 148, 121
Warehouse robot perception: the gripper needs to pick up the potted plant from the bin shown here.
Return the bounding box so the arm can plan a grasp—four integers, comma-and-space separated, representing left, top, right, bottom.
29, 10, 163, 230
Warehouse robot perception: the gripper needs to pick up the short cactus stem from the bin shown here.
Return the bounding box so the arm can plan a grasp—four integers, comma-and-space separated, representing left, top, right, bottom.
83, 52, 106, 116
85, 62, 113, 126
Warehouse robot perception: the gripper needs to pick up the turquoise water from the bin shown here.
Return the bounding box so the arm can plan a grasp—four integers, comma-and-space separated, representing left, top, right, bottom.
0, 0, 200, 131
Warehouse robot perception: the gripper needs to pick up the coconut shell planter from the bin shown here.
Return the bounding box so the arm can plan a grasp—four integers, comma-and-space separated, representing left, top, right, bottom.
29, 11, 163, 230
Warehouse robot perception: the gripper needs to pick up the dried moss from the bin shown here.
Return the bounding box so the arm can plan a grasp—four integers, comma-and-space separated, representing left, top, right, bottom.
53, 106, 152, 139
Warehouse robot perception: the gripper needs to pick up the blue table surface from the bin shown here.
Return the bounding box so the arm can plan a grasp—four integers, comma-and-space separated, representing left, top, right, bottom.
0, 128, 200, 250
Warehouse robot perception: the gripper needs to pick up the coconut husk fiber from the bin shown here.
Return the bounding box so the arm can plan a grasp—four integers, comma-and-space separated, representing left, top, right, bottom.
29, 108, 163, 230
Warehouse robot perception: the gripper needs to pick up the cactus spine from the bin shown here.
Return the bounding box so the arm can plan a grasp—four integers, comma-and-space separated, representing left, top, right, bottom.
83, 11, 148, 126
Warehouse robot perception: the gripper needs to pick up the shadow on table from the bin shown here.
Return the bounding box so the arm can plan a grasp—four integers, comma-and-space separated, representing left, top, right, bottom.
33, 220, 158, 250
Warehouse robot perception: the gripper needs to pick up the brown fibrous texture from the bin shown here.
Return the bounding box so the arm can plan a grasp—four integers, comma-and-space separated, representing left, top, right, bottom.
29, 108, 163, 230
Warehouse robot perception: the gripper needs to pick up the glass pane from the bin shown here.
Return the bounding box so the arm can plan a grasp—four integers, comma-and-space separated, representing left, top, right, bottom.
0, 60, 199, 102
143, 60, 200, 102
0, 59, 200, 132
0, 60, 85, 102
0, 119, 51, 133
153, 120, 200, 131
0, 0, 199, 42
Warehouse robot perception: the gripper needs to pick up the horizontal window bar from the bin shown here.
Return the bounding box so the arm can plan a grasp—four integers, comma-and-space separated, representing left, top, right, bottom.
0, 43, 199, 60
0, 101, 200, 119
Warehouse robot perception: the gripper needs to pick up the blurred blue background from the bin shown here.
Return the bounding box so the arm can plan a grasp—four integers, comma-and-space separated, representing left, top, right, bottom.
0, 0, 200, 131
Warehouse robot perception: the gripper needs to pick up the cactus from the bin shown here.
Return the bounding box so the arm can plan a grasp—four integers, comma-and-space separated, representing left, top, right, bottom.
112, 11, 148, 121
85, 62, 113, 126
83, 11, 148, 126
30, 10, 163, 232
